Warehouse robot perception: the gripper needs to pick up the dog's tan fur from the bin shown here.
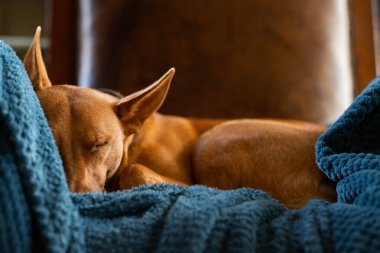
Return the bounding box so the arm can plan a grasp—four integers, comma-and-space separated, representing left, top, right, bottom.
24, 27, 336, 208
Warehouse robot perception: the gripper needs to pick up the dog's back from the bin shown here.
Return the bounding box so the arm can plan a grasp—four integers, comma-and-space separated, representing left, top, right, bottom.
192, 120, 335, 208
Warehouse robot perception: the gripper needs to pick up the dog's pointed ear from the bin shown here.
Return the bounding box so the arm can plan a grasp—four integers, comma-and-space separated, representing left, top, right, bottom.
23, 26, 52, 91
116, 68, 175, 132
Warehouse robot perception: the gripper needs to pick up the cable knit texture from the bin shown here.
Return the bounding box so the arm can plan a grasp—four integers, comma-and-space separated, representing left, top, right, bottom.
1, 40, 380, 253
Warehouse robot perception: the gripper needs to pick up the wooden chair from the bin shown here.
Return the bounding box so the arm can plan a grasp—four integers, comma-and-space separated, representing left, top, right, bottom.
45, 0, 377, 124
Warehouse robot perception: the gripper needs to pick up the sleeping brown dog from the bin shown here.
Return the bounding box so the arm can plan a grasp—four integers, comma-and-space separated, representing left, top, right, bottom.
24, 27, 336, 208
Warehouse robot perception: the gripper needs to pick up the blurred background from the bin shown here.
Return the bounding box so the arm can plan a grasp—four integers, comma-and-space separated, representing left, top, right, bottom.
0, 0, 379, 124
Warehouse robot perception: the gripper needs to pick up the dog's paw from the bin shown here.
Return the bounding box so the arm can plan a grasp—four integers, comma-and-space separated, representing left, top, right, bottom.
119, 164, 167, 189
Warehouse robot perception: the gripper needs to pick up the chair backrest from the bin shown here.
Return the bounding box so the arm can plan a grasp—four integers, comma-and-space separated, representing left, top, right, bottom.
49, 0, 377, 124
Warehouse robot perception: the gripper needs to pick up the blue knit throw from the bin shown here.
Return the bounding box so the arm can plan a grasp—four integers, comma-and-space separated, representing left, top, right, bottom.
1, 40, 380, 253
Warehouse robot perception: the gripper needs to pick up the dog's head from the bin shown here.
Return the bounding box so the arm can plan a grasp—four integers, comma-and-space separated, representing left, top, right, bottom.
23, 27, 174, 192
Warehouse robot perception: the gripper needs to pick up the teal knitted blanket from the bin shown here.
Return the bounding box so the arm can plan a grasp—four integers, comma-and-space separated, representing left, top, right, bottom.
1, 41, 380, 253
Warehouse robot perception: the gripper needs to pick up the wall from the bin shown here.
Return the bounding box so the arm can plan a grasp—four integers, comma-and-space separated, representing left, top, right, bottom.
0, 0, 46, 58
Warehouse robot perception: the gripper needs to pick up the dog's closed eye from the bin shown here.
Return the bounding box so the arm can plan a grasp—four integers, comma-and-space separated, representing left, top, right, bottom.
91, 140, 110, 153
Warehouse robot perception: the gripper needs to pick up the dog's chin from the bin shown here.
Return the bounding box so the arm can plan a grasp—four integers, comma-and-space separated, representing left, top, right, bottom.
69, 186, 100, 193
75, 186, 105, 193
67, 178, 106, 193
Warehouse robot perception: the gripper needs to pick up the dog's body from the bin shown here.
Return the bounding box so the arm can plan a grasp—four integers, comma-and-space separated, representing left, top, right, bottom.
24, 28, 336, 208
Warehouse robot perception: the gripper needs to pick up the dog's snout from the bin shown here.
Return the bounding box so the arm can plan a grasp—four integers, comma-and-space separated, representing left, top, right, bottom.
66, 166, 104, 193
69, 180, 102, 193
61, 153, 104, 192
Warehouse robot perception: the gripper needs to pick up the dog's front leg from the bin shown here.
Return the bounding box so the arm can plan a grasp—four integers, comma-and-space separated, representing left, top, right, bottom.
118, 163, 188, 189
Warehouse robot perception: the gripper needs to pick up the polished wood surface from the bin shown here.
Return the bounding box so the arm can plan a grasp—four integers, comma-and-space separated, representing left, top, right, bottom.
372, 0, 380, 75
45, 0, 78, 85
349, 0, 376, 95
